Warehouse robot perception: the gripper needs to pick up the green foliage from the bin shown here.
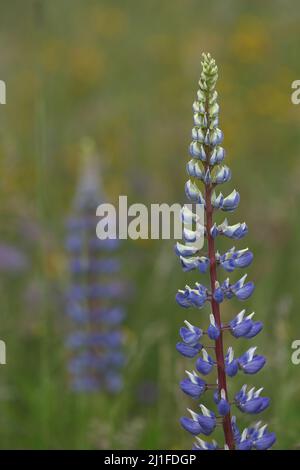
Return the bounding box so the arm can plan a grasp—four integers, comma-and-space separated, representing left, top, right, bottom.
0, 0, 299, 449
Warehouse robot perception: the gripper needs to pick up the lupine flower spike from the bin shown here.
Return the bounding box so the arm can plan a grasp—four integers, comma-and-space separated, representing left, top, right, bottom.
175, 54, 276, 450
65, 140, 126, 393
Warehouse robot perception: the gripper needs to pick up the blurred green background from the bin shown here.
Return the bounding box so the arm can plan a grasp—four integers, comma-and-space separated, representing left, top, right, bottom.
0, 0, 299, 449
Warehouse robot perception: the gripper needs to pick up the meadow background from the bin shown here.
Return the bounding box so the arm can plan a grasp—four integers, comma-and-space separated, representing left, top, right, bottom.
0, 0, 299, 449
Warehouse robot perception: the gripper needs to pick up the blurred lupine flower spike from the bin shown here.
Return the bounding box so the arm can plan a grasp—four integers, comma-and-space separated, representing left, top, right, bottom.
65, 140, 126, 393
175, 53, 276, 450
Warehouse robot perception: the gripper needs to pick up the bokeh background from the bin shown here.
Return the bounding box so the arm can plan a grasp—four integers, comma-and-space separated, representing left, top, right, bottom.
0, 0, 299, 449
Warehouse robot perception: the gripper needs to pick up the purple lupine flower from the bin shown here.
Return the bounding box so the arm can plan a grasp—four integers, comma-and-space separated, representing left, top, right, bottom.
180, 320, 203, 345
235, 385, 270, 414
181, 406, 216, 436
196, 349, 214, 375
180, 371, 206, 399
207, 314, 220, 340
176, 342, 202, 358
216, 247, 253, 272
251, 424, 276, 450
225, 347, 239, 377
175, 53, 275, 450
238, 347, 266, 374
65, 146, 126, 393
176, 284, 208, 309
192, 437, 218, 451
236, 428, 253, 450
196, 405, 217, 435
216, 389, 231, 417
236, 423, 276, 450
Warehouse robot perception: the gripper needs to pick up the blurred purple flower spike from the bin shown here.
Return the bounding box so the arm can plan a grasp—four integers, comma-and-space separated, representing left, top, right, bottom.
66, 139, 127, 394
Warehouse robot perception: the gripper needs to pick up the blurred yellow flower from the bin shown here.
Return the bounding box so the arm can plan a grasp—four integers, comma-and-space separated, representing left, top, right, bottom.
88, 5, 128, 39
231, 16, 270, 62
67, 45, 106, 91
44, 249, 66, 278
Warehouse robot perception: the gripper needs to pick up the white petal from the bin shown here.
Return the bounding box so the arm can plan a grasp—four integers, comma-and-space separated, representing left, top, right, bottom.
241, 428, 248, 442
202, 349, 209, 362
200, 404, 211, 417
236, 309, 246, 324
247, 346, 257, 362
184, 320, 195, 331
254, 387, 264, 398
187, 408, 199, 421
228, 346, 234, 363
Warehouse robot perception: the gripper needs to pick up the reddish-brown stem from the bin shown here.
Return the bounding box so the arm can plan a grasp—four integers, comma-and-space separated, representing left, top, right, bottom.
204, 181, 235, 450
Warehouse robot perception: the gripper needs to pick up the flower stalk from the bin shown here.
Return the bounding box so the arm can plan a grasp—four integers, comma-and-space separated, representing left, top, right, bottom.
205, 182, 234, 449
